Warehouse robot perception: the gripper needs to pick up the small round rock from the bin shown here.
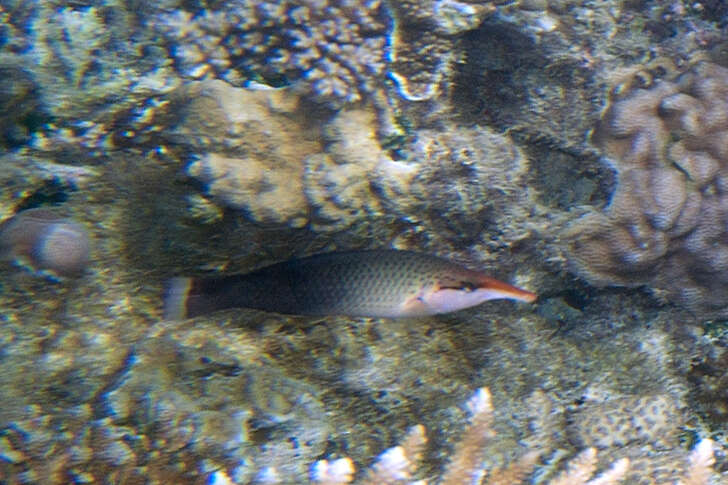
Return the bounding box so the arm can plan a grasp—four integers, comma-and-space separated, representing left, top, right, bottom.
0, 207, 90, 277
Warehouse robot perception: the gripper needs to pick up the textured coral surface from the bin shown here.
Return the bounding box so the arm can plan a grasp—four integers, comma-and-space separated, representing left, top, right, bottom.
567, 62, 728, 316
154, 0, 390, 107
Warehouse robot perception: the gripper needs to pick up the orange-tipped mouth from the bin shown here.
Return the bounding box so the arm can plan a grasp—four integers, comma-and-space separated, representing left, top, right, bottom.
479, 276, 537, 303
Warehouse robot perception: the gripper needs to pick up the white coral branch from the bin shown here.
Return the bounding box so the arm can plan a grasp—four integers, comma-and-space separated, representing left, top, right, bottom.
440, 387, 495, 485
548, 447, 598, 485
585, 458, 629, 485
361, 424, 428, 485
678, 439, 715, 485
310, 457, 355, 485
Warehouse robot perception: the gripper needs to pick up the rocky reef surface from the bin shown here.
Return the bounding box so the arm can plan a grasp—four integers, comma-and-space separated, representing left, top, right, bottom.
2, 0, 728, 483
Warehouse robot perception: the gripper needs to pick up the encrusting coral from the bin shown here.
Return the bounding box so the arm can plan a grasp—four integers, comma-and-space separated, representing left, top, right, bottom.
0, 314, 331, 483
6, 4, 174, 125
156, 77, 535, 254
159, 80, 402, 231
170, 80, 316, 227
565, 61, 728, 316
566, 393, 682, 450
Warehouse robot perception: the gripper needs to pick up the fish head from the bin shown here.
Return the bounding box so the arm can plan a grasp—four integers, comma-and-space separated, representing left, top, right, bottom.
402, 273, 536, 316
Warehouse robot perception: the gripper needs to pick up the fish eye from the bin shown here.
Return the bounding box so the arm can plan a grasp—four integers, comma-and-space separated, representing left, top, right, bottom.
438, 281, 477, 292
462, 281, 477, 292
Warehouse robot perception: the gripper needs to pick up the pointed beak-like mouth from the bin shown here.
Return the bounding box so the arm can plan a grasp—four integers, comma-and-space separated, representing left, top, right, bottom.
479, 276, 537, 303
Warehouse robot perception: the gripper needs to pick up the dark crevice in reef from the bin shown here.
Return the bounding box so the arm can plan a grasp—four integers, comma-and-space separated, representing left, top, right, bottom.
451, 20, 544, 128
15, 178, 74, 211
519, 137, 616, 211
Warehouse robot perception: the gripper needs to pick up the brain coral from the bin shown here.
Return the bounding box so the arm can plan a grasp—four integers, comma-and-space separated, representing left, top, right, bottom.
565, 62, 728, 315
567, 393, 682, 450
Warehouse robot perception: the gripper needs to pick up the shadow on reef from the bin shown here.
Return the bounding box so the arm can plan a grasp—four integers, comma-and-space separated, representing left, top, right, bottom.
107, 156, 314, 279
450, 19, 614, 214
452, 20, 543, 127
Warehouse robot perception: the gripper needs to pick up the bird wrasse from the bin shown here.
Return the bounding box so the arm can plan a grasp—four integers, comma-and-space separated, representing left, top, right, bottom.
163, 250, 536, 320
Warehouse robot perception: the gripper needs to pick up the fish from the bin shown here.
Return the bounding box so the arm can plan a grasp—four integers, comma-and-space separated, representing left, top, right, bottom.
163, 250, 536, 320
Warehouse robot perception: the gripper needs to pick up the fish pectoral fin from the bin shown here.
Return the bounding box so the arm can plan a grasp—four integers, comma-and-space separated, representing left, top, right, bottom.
400, 287, 482, 317
399, 293, 433, 317
400, 287, 474, 316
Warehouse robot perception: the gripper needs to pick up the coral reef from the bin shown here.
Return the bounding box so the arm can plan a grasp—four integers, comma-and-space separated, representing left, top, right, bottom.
151, 0, 511, 107
153, 0, 390, 107
2, 4, 173, 125
159, 79, 535, 260
302, 107, 393, 232
312, 387, 718, 484
0, 1, 178, 158
567, 393, 683, 450
686, 320, 728, 428
0, 65, 42, 147
377, 126, 532, 249
0, 313, 329, 483
5, 1, 728, 485
0, 153, 98, 222
448, 0, 728, 221
387, 0, 499, 101
1, 185, 726, 484
170, 80, 316, 227
565, 61, 728, 316
159, 80, 408, 233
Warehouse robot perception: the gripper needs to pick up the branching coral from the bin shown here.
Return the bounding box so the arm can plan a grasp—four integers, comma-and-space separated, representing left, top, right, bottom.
311, 387, 719, 484
565, 61, 728, 316
152, 0, 504, 107
153, 0, 389, 107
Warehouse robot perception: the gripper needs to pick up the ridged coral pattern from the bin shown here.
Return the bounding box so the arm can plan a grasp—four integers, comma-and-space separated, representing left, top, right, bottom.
567, 62, 728, 316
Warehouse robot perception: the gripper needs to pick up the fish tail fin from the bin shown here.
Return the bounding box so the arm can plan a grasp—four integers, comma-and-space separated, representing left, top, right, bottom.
164, 275, 247, 319
163, 277, 193, 320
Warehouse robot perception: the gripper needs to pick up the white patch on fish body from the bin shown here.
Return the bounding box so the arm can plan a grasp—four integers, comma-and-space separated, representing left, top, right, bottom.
401, 287, 507, 316
425, 287, 505, 314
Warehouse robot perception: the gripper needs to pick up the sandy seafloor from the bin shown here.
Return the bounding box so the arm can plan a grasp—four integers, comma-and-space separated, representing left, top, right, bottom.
2, 0, 728, 483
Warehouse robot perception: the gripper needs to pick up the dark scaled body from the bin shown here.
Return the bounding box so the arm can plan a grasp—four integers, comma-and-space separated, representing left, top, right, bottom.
164, 250, 536, 319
